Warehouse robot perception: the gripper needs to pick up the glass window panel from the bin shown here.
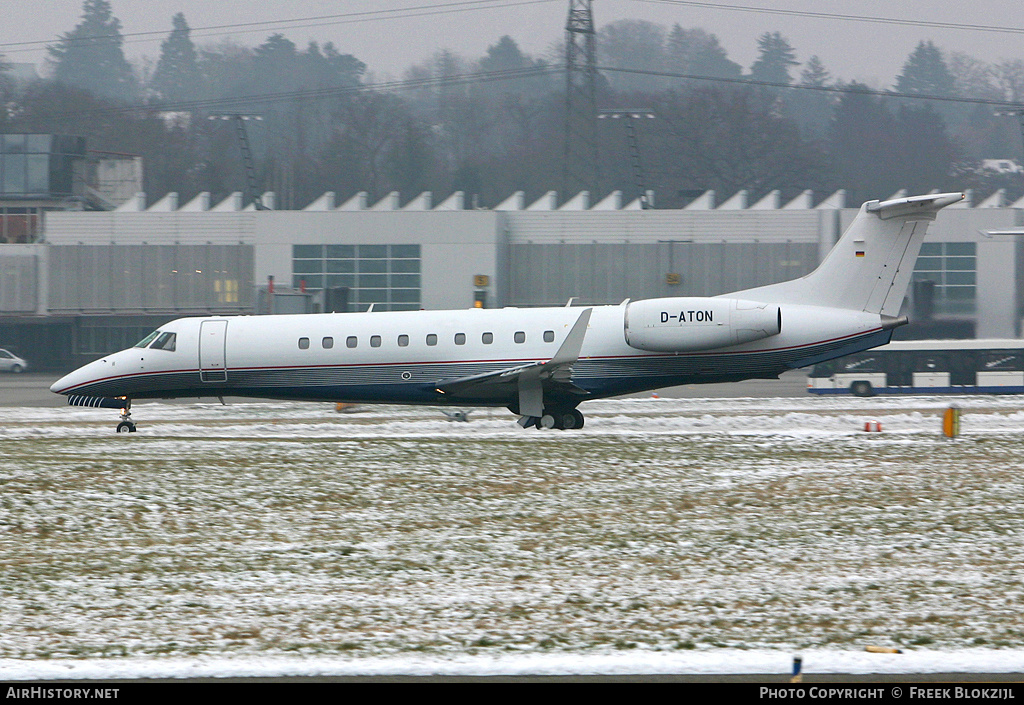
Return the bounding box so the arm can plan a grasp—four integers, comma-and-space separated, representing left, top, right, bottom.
358, 245, 387, 258
514, 331, 526, 343
2, 134, 26, 153
293, 260, 324, 274
26, 134, 50, 152
325, 274, 355, 288
2, 153, 26, 193
359, 289, 388, 303
454, 333, 466, 345
358, 259, 387, 273
358, 274, 388, 288
919, 242, 942, 256
296, 274, 323, 289
26, 154, 48, 192
322, 337, 334, 349
326, 245, 355, 258
370, 335, 382, 348
544, 330, 555, 343
426, 333, 437, 346
390, 245, 419, 258
390, 274, 420, 287
390, 260, 420, 273
945, 271, 976, 285
944, 287, 975, 300
482, 332, 493, 344
913, 257, 943, 271
298, 337, 310, 350
346, 336, 358, 348
391, 303, 419, 311
326, 259, 355, 273
945, 257, 975, 271
945, 242, 975, 256
398, 334, 409, 347
293, 245, 323, 259
390, 289, 419, 303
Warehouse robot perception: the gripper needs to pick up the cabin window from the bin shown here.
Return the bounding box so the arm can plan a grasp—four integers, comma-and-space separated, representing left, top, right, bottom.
543, 330, 555, 343
322, 336, 334, 349
298, 337, 310, 350
151, 332, 177, 351
454, 333, 466, 345
347, 336, 358, 348
514, 331, 526, 344
482, 332, 493, 344
426, 333, 438, 346
398, 334, 409, 347
370, 335, 382, 348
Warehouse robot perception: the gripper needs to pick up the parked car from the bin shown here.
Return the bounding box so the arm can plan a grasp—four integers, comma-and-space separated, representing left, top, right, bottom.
0, 348, 28, 373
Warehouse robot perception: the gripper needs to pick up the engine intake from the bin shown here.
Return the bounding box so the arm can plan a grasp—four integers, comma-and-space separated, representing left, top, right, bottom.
624, 297, 781, 352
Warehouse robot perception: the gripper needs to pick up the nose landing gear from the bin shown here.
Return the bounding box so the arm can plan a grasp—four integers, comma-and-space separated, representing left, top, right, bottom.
115, 402, 136, 433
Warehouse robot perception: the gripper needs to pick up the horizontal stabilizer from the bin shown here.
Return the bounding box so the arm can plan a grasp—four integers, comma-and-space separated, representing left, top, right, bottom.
866, 192, 964, 220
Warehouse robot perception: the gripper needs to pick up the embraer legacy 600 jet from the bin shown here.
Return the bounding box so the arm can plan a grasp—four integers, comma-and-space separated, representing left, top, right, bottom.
52, 192, 964, 432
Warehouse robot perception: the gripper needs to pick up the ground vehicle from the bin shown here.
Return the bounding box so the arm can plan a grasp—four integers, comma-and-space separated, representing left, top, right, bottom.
807, 339, 1024, 396
0, 348, 28, 373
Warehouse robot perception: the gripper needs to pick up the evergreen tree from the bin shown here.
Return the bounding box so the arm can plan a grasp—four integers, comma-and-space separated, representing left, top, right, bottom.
895, 40, 955, 96
665, 25, 741, 80
800, 55, 831, 87
749, 32, 798, 85
152, 13, 202, 103
789, 55, 833, 138
599, 19, 667, 91
47, 0, 136, 101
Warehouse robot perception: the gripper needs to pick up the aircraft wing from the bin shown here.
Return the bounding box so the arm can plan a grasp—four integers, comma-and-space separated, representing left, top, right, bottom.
435, 308, 593, 414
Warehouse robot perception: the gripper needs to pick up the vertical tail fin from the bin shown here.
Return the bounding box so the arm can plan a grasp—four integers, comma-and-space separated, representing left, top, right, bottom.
731, 192, 964, 314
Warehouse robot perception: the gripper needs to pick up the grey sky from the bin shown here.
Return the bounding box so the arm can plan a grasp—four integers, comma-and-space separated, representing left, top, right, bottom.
5, 1, 1024, 88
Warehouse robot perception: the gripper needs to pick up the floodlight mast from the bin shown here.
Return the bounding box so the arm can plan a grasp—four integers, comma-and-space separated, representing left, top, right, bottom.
599, 109, 656, 209
209, 114, 268, 211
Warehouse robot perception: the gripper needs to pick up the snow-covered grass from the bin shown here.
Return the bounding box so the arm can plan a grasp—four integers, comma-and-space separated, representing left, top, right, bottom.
2, 395, 1023, 678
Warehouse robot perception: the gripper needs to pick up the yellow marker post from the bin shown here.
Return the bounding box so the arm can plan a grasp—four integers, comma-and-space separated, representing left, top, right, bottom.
942, 405, 961, 438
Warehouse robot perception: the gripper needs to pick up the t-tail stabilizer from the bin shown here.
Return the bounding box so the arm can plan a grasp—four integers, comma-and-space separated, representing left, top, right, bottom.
731, 192, 964, 315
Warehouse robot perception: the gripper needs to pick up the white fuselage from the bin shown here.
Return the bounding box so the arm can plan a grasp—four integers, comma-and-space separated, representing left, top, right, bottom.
51, 301, 892, 409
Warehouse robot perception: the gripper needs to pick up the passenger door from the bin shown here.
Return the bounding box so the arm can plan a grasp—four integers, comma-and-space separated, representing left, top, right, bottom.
199, 320, 228, 382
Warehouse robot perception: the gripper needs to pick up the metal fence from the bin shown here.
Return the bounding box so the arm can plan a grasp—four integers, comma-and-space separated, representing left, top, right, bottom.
0, 252, 37, 313
508, 240, 818, 306
48, 244, 254, 313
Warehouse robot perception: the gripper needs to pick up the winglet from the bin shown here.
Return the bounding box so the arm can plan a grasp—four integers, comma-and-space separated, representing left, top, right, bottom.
549, 308, 592, 368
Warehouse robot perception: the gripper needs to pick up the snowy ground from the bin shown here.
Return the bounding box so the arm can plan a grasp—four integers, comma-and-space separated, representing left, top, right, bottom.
2, 395, 1023, 679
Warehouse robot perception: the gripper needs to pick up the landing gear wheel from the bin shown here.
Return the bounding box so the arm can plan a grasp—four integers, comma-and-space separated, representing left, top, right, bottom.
570, 409, 585, 429
540, 414, 558, 430
115, 399, 135, 433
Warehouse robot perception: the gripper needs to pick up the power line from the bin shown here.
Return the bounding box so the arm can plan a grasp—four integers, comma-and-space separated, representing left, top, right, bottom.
18, 62, 1024, 124
0, 0, 560, 57
637, 0, 1024, 37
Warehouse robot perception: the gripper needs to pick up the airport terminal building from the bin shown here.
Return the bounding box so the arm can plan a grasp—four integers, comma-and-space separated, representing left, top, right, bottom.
2, 134, 1023, 371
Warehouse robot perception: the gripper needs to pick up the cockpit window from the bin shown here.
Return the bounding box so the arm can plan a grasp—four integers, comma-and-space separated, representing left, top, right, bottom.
134, 330, 161, 348
150, 332, 177, 352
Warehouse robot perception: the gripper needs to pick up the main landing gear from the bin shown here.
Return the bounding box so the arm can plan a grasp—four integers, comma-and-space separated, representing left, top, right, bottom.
518, 408, 585, 430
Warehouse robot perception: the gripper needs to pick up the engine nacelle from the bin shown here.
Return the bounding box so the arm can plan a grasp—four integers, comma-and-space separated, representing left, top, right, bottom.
624, 297, 781, 352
